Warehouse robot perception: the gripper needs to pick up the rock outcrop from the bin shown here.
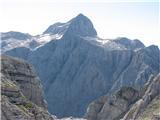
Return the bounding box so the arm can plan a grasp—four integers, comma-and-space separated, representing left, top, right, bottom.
85, 87, 139, 120
1, 55, 55, 120
85, 74, 160, 120
122, 74, 160, 120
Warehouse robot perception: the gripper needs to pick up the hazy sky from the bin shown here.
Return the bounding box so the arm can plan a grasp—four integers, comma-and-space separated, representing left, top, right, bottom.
0, 0, 159, 47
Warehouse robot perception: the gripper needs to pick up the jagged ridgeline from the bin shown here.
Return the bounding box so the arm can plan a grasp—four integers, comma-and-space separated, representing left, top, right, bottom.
1, 14, 160, 118
85, 74, 160, 120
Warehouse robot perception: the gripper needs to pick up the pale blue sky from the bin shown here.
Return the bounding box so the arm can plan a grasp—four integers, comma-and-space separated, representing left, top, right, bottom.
0, 0, 159, 46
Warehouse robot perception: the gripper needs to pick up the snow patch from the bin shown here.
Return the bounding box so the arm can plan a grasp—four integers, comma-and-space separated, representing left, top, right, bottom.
82, 36, 127, 50
0, 38, 33, 52
1, 33, 64, 53
82, 36, 109, 45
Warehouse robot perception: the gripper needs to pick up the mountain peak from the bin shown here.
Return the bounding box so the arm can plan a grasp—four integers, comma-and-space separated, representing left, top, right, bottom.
43, 14, 97, 37
65, 14, 97, 37
75, 13, 88, 20
43, 22, 69, 35
114, 37, 145, 50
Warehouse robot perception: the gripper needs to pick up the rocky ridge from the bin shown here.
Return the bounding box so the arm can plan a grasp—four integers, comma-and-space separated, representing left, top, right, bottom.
1, 55, 55, 120
85, 74, 160, 120
123, 74, 160, 120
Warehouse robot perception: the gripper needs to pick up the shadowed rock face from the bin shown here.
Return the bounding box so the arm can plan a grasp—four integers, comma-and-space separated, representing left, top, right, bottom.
43, 22, 69, 35
3, 14, 160, 117
85, 74, 160, 120
1, 55, 55, 120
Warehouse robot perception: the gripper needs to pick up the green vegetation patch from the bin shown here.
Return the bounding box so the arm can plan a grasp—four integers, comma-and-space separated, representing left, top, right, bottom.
24, 102, 33, 109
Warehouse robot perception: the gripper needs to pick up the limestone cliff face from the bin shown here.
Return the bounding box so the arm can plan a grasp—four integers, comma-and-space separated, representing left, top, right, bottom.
1, 55, 46, 108
85, 74, 160, 120
85, 87, 140, 120
123, 74, 160, 120
1, 55, 55, 120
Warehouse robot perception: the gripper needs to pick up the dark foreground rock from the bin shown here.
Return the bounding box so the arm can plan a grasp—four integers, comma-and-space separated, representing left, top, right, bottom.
1, 55, 55, 120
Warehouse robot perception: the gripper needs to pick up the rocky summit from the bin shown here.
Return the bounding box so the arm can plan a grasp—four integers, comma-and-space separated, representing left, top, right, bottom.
2, 13, 160, 118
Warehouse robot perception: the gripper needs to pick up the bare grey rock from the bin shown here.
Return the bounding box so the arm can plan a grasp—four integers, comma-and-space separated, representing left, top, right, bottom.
85, 74, 160, 120
122, 74, 160, 120
1, 55, 46, 108
1, 94, 55, 120
1, 55, 55, 120
85, 87, 139, 120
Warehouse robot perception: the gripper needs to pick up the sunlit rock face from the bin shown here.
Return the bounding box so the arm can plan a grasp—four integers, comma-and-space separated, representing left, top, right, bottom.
85, 74, 160, 120
1, 55, 55, 120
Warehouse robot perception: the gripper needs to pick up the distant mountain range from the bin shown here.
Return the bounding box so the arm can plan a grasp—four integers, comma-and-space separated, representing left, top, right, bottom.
1, 13, 160, 118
